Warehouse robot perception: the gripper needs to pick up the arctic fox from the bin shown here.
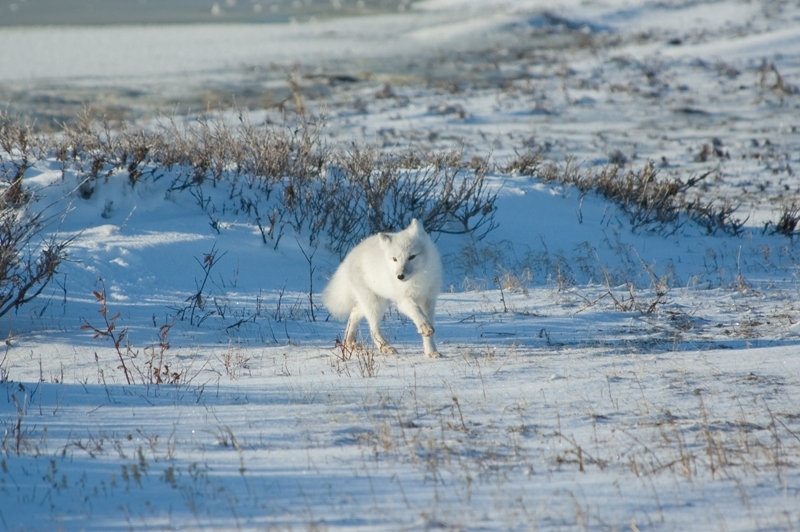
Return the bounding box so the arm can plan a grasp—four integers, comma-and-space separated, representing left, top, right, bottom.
322, 219, 442, 358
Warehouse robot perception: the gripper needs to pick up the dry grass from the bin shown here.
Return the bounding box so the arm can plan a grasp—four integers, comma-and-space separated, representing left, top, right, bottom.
330, 338, 380, 378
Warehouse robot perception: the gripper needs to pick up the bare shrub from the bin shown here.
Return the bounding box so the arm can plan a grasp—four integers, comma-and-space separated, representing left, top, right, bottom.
52, 112, 168, 212
54, 112, 121, 196
83, 282, 192, 385
143, 323, 181, 385
0, 208, 70, 319
685, 197, 746, 236
768, 202, 800, 238
81, 281, 135, 384
758, 61, 798, 95
0, 114, 71, 318
169, 245, 227, 327
502, 149, 543, 176
540, 160, 688, 230
52, 113, 498, 254
325, 146, 498, 255
526, 155, 748, 236
0, 112, 44, 207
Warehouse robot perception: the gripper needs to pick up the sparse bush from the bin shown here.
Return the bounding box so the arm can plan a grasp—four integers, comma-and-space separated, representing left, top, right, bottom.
0, 209, 70, 319
510, 151, 749, 236
81, 281, 135, 384
686, 196, 746, 236
0, 113, 71, 319
171, 245, 227, 327
56, 116, 148, 187
0, 113, 40, 207
769, 202, 800, 238
143, 322, 181, 385
324, 146, 498, 255
758, 61, 798, 95
541, 159, 689, 230
52, 113, 498, 255
589, 256, 670, 314
83, 281, 190, 385
502, 149, 543, 176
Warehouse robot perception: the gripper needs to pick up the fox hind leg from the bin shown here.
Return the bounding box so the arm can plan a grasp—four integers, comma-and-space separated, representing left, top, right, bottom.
359, 296, 396, 354
344, 306, 363, 347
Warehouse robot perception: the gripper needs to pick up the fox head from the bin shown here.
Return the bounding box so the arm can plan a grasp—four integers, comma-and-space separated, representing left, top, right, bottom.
378, 219, 427, 282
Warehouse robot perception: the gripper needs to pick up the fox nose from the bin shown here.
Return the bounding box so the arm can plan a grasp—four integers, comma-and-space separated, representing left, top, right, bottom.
397, 274, 405, 281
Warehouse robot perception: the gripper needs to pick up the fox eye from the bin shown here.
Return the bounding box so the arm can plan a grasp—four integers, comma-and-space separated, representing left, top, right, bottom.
409, 254, 417, 260
392, 257, 397, 262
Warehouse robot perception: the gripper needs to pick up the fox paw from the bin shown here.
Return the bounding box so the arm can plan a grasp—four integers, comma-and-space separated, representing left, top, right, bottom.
418, 323, 435, 337
424, 351, 442, 359
380, 344, 398, 355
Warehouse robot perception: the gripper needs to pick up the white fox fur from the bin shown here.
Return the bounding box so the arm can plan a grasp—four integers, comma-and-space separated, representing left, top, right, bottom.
322, 218, 442, 358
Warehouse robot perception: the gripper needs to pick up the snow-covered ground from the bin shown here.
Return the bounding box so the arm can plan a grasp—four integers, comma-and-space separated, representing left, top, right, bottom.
2, 0, 800, 530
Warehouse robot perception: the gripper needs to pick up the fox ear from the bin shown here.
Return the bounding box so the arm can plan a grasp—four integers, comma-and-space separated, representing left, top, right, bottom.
409, 218, 420, 231
378, 233, 392, 248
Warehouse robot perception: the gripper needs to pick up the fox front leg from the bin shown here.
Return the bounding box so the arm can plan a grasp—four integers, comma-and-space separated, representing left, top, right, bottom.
421, 298, 440, 358
397, 298, 440, 357
396, 298, 434, 336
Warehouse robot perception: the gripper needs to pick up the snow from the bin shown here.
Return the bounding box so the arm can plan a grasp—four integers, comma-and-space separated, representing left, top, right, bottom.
2, 0, 800, 530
